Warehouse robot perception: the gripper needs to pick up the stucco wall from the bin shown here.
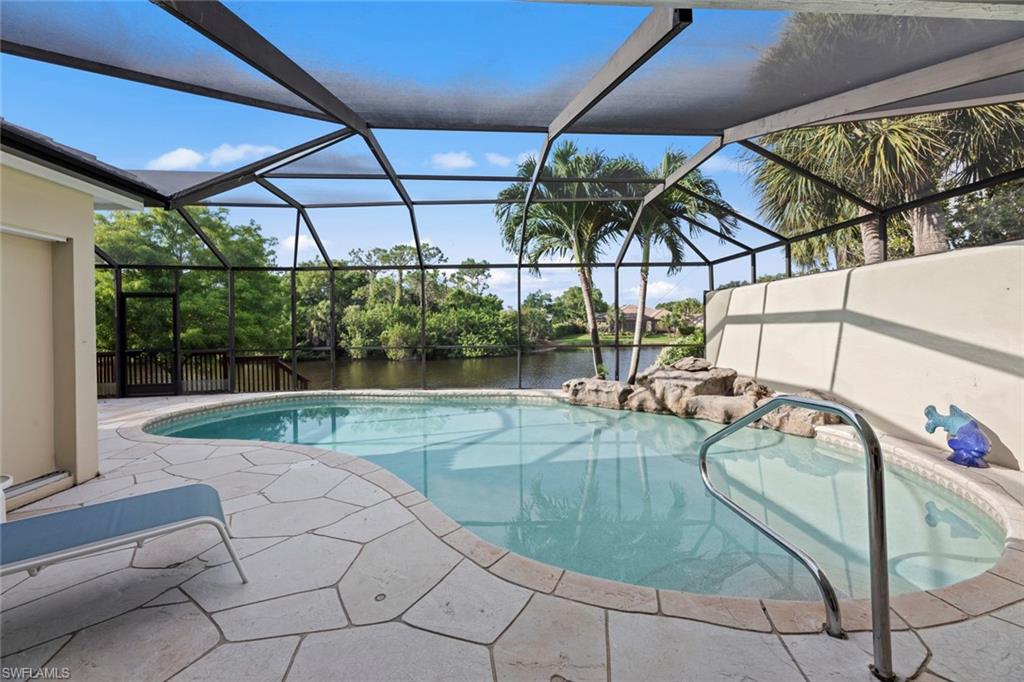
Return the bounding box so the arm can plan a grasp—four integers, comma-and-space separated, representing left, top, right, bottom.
1, 233, 56, 482
0, 165, 98, 486
706, 243, 1024, 470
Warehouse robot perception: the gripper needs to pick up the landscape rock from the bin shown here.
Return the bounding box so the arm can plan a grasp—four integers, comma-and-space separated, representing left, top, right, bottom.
622, 385, 664, 413
756, 389, 842, 437
562, 362, 834, 437
680, 394, 760, 423
670, 356, 712, 371
562, 378, 634, 410
733, 376, 773, 401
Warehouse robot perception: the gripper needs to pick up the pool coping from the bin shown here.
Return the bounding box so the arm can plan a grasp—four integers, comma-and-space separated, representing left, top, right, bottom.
116, 389, 1024, 636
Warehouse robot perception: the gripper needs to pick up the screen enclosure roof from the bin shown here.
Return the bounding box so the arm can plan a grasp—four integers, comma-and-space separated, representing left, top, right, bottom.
2, 1, 1022, 269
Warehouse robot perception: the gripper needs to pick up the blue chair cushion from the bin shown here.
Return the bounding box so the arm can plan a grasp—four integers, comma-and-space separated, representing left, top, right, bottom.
1, 483, 226, 568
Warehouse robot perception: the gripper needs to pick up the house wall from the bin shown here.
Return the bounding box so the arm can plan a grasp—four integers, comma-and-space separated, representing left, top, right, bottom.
0, 165, 99, 491
705, 242, 1023, 470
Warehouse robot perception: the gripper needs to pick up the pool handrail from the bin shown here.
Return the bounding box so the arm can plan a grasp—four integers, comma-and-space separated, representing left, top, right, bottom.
698, 395, 893, 682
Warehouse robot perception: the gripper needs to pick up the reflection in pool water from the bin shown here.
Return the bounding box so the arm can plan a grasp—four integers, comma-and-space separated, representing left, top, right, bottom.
155, 398, 1005, 600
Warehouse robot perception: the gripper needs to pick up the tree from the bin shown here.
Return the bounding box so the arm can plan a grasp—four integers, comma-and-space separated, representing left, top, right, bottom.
448, 258, 492, 295
496, 141, 626, 377
657, 297, 704, 335
523, 290, 553, 313
945, 181, 1024, 249
551, 286, 608, 329
749, 15, 1024, 269
94, 208, 287, 351
611, 151, 734, 383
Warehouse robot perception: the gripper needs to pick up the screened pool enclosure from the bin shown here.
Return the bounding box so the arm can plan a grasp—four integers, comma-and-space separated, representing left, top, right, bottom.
3, 1, 1022, 396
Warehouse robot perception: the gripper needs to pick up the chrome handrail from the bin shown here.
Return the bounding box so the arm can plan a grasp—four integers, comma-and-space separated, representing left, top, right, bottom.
698, 395, 894, 682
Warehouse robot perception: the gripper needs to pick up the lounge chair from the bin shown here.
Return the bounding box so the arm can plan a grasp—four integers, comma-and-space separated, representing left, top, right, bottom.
0, 483, 247, 582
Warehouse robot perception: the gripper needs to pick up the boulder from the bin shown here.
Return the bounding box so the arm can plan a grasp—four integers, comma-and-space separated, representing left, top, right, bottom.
669, 394, 760, 423
561, 378, 633, 410
733, 375, 772, 401
756, 389, 843, 437
639, 366, 738, 405
670, 357, 712, 372
622, 385, 664, 413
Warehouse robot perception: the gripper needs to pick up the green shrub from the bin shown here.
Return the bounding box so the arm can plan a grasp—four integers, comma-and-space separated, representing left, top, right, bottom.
655, 328, 706, 365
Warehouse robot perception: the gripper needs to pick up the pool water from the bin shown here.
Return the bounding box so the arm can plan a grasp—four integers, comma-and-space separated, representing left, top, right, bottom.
154, 397, 1005, 600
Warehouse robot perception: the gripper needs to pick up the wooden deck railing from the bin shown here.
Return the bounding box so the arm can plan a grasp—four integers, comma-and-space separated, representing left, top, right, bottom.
97, 350, 310, 397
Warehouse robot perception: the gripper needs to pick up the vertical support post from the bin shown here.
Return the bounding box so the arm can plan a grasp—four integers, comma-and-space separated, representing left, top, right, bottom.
516, 265, 523, 389
115, 267, 125, 398
419, 270, 427, 390
613, 266, 620, 381
785, 243, 793, 278
702, 287, 709, 360
707, 263, 715, 292
228, 269, 236, 393
329, 269, 337, 390
173, 271, 182, 396
290, 269, 297, 391
878, 213, 889, 262
750, 252, 757, 284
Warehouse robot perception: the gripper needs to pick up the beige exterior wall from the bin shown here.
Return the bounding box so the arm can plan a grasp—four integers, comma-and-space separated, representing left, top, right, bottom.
1, 165, 99, 487
706, 243, 1024, 470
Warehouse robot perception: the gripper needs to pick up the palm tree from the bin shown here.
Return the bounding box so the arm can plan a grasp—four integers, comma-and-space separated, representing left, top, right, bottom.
749, 106, 1024, 269
747, 13, 1024, 269
611, 152, 735, 383
496, 141, 623, 376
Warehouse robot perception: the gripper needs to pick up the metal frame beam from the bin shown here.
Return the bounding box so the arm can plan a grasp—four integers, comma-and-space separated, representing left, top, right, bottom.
177, 206, 231, 268
724, 37, 1024, 142
156, 1, 423, 268
615, 137, 723, 266
518, 7, 692, 267
200, 196, 647, 209
548, 8, 692, 138
94, 245, 118, 267
255, 177, 333, 266
676, 185, 786, 242
264, 172, 665, 184
739, 140, 879, 213
560, 1, 1024, 21
0, 40, 333, 124
171, 128, 355, 206
155, 1, 367, 133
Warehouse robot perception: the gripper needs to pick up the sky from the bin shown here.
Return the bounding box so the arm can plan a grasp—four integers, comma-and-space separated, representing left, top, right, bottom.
0, 1, 793, 307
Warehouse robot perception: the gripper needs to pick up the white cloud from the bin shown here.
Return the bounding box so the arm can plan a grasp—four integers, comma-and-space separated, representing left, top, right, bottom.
145, 147, 205, 171
700, 155, 749, 175
283, 233, 325, 260
208, 143, 280, 168
517, 151, 536, 165
485, 152, 512, 168
430, 151, 476, 170
489, 269, 516, 288
630, 279, 680, 301
145, 142, 280, 171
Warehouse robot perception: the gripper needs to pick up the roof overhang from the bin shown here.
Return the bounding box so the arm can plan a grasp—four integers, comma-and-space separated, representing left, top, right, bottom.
1, 150, 144, 211
0, 121, 167, 209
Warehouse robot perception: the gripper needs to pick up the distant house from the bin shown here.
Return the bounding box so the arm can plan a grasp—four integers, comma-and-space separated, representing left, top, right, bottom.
613, 305, 670, 334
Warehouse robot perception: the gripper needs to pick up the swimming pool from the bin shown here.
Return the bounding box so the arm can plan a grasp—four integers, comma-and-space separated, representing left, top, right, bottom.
152, 396, 1005, 600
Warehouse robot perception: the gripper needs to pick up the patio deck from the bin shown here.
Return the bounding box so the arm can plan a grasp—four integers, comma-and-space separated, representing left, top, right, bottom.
2, 394, 1022, 681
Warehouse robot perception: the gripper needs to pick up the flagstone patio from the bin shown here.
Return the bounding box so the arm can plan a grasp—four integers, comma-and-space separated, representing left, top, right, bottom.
1, 393, 1022, 681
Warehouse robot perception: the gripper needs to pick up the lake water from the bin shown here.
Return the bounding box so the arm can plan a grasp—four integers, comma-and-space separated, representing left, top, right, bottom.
297, 347, 665, 390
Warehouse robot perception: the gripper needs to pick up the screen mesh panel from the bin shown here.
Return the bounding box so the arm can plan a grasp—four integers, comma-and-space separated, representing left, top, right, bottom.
4, 3, 1020, 134
578, 10, 1024, 134
0, 1, 321, 118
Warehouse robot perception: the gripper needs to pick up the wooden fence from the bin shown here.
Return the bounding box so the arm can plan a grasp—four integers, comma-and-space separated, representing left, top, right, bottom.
97, 350, 309, 397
